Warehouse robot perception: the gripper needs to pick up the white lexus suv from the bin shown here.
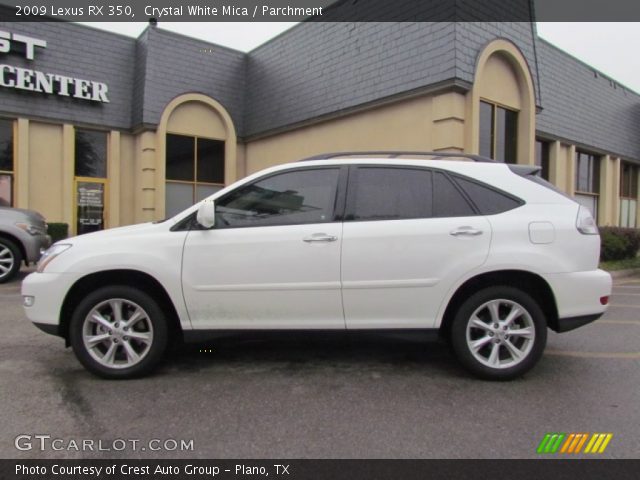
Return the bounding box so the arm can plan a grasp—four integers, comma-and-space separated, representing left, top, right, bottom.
22, 152, 612, 380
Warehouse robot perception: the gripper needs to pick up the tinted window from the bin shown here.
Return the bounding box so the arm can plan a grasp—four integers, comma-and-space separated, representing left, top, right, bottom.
166, 134, 195, 182
535, 139, 550, 180
453, 176, 521, 215
575, 151, 600, 194
197, 138, 225, 184
479, 101, 494, 159
0, 119, 12, 172
433, 172, 475, 217
75, 129, 107, 178
496, 107, 518, 164
350, 167, 432, 221
216, 168, 340, 228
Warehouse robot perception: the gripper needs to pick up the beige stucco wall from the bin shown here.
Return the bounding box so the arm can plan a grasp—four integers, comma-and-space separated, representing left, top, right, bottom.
118, 133, 136, 226
26, 121, 64, 222
476, 54, 522, 109
548, 141, 576, 195
599, 155, 621, 226
244, 93, 455, 174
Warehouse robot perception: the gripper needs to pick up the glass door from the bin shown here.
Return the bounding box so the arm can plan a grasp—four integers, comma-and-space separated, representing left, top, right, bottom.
75, 179, 107, 235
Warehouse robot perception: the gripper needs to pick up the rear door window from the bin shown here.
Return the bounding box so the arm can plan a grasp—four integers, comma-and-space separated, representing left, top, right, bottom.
347, 167, 432, 221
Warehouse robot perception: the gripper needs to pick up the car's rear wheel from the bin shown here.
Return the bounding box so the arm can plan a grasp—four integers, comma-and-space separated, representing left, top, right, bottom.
450, 286, 547, 380
69, 286, 168, 379
0, 237, 22, 284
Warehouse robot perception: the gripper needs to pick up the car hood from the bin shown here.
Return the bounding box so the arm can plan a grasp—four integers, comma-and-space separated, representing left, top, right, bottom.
60, 222, 168, 247
0, 206, 46, 224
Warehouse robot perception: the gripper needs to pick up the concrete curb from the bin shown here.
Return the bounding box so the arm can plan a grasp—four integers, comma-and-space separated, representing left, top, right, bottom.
607, 268, 640, 279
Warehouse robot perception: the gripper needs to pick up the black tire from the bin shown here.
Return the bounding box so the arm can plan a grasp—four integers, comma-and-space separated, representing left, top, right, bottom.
450, 286, 547, 380
69, 286, 168, 379
0, 237, 22, 284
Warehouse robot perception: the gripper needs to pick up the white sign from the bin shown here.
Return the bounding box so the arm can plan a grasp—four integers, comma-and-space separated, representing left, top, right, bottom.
0, 30, 109, 103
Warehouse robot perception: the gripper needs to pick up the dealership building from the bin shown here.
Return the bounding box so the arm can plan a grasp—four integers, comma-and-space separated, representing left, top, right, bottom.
0, 15, 639, 234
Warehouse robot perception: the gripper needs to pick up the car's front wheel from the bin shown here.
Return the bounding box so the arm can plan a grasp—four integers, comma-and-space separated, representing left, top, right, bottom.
450, 286, 547, 380
69, 286, 168, 379
0, 237, 22, 284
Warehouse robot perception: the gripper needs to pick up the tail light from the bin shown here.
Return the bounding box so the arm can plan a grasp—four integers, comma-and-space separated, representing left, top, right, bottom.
576, 206, 598, 235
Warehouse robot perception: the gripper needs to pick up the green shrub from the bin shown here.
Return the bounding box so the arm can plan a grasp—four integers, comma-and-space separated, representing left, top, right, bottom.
599, 227, 640, 261
47, 223, 69, 243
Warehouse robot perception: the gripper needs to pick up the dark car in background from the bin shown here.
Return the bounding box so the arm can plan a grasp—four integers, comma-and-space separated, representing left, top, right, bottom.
0, 207, 51, 283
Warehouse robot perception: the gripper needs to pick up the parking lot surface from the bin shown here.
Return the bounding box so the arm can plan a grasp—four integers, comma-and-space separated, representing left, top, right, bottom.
1, 269, 638, 459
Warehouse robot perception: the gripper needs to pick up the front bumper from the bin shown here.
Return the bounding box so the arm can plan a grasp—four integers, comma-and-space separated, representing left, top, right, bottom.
24, 234, 52, 263
543, 269, 612, 333
21, 271, 80, 336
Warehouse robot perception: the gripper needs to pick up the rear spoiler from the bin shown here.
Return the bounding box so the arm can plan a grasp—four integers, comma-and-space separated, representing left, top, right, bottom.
507, 165, 542, 177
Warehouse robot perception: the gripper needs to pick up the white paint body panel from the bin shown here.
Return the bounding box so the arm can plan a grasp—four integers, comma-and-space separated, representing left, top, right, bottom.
182, 223, 344, 329
341, 216, 491, 328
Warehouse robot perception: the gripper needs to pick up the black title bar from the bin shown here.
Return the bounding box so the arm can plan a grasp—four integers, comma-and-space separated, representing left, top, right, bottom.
1, 0, 640, 22
3, 459, 640, 480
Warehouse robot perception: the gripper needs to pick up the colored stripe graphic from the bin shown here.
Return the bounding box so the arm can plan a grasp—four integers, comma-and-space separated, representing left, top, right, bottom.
537, 433, 565, 454
537, 433, 613, 454
585, 433, 613, 453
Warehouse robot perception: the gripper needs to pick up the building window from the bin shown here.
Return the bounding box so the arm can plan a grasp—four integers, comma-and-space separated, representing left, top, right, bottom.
75, 129, 108, 235
75, 129, 107, 178
165, 133, 225, 217
620, 162, 638, 228
0, 119, 14, 207
535, 139, 550, 181
574, 150, 600, 220
479, 100, 518, 163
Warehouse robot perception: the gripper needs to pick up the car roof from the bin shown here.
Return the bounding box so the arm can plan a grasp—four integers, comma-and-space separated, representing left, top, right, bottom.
299, 151, 494, 163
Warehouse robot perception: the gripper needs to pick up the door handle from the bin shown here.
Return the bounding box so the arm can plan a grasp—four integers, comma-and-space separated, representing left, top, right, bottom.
303, 233, 338, 243
450, 227, 483, 237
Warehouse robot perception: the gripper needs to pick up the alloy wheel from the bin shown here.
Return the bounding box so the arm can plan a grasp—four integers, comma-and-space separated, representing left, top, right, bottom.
465, 299, 535, 369
82, 298, 154, 369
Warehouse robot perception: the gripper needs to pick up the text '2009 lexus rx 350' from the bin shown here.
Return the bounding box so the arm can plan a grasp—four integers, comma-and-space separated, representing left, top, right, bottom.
22, 152, 611, 380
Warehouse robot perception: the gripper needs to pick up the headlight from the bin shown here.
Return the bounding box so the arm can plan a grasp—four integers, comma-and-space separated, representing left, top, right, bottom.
15, 222, 44, 236
37, 244, 72, 273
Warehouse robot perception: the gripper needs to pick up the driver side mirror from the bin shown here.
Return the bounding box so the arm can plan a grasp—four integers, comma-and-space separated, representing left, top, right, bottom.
196, 199, 216, 229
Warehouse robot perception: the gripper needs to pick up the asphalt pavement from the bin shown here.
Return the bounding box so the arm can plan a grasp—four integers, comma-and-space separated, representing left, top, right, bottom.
1, 269, 638, 459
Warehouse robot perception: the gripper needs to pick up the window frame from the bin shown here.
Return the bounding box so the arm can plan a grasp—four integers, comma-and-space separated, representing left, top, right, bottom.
0, 118, 15, 207
165, 133, 226, 210
620, 162, 639, 200
479, 100, 519, 164
535, 138, 551, 181
574, 150, 601, 196
619, 161, 639, 228
574, 150, 601, 221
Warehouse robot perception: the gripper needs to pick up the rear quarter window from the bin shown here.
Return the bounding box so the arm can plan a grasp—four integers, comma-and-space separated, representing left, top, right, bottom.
452, 175, 523, 215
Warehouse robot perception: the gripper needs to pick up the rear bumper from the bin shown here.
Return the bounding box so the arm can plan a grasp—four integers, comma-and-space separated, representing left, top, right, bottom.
543, 269, 612, 333
553, 313, 604, 333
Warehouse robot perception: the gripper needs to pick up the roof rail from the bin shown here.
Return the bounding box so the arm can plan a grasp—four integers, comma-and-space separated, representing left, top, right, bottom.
299, 151, 496, 162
